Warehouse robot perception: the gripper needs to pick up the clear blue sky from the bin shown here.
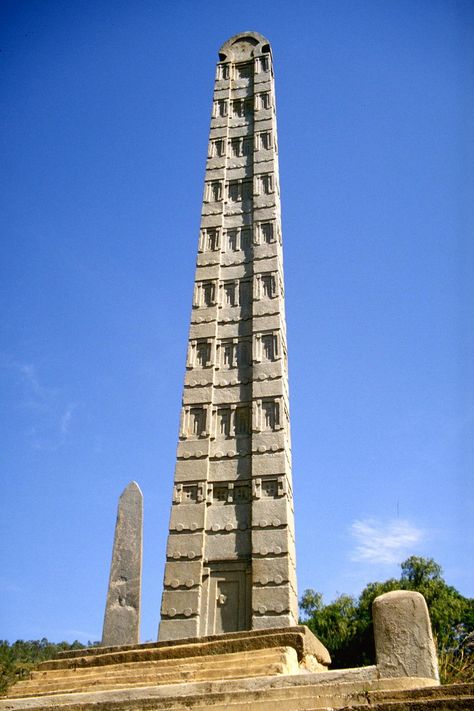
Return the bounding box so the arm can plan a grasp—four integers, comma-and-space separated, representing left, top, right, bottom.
1, 0, 473, 644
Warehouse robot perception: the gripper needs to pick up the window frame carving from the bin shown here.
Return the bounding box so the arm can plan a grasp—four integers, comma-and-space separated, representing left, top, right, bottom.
194, 280, 217, 308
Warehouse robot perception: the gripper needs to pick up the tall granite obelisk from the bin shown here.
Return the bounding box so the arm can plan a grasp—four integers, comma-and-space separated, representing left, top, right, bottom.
159, 32, 297, 641
102, 481, 143, 646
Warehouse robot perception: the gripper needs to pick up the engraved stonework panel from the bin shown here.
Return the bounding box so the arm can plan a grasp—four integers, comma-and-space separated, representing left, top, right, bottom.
158, 32, 297, 642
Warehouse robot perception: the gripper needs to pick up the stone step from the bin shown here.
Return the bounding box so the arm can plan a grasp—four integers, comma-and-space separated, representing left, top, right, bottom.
36, 627, 329, 672
6, 665, 371, 702
30, 646, 293, 680
2, 683, 473, 711
4, 665, 374, 703
7, 662, 290, 698
4, 676, 445, 707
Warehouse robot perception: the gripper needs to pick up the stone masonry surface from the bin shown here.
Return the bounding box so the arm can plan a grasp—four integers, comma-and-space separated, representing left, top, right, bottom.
102, 482, 143, 646
158, 32, 297, 641
373, 590, 439, 682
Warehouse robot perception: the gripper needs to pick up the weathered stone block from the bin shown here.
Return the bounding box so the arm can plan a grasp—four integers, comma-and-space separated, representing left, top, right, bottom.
252, 451, 287, 475
252, 557, 295, 584
206, 503, 250, 531
251, 528, 291, 555
205, 529, 251, 559
252, 583, 293, 615
182, 387, 213, 404
252, 612, 296, 629
174, 459, 209, 481
209, 457, 251, 478
166, 532, 203, 561
158, 617, 199, 640
161, 589, 200, 617
163, 561, 202, 588
169, 502, 206, 532
373, 590, 439, 682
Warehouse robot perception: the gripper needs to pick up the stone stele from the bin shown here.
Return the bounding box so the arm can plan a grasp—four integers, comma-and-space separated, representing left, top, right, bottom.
102, 481, 143, 646
158, 30, 298, 643
372, 590, 439, 682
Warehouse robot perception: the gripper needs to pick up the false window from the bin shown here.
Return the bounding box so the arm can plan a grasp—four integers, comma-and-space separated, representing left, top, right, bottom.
233, 483, 250, 502
207, 181, 222, 202
217, 63, 230, 80
223, 281, 237, 306
257, 92, 271, 110
226, 229, 238, 251
240, 228, 251, 249
202, 281, 215, 306
230, 137, 242, 157
190, 408, 206, 437
201, 227, 219, 251
228, 181, 242, 202
195, 340, 211, 367
232, 99, 245, 118
218, 408, 231, 437
236, 340, 251, 366
236, 62, 253, 79
261, 333, 277, 361
258, 174, 273, 195
235, 406, 251, 435
182, 485, 198, 502
213, 485, 228, 503
261, 273, 276, 298
262, 478, 279, 498
259, 131, 272, 150
213, 99, 228, 117
211, 138, 225, 157
262, 400, 279, 431
221, 341, 234, 368
260, 222, 274, 243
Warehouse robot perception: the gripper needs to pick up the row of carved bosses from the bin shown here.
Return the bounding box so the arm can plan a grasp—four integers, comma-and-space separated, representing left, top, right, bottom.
165, 527, 295, 565
163, 563, 295, 594
161, 596, 294, 621
168, 496, 292, 536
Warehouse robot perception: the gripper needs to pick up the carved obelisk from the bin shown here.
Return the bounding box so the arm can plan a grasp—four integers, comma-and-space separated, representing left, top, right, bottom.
102, 481, 143, 646
159, 32, 297, 641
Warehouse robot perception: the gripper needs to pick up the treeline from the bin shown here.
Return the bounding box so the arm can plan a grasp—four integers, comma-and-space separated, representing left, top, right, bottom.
0, 638, 97, 694
300, 556, 474, 683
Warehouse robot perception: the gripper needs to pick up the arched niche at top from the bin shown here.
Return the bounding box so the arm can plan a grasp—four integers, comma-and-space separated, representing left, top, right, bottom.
218, 31, 271, 62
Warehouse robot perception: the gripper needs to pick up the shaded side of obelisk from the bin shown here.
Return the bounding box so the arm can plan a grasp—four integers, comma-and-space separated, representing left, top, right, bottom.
102, 481, 143, 646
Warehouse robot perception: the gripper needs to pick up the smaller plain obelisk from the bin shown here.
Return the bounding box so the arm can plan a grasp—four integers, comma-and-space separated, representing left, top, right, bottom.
102, 481, 143, 646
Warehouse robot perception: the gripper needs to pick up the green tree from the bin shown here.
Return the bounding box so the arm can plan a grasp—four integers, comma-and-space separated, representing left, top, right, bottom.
0, 639, 97, 695
299, 557, 474, 680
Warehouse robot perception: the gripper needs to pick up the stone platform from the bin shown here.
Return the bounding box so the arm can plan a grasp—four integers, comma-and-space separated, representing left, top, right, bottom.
3, 626, 471, 711
1, 627, 327, 702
